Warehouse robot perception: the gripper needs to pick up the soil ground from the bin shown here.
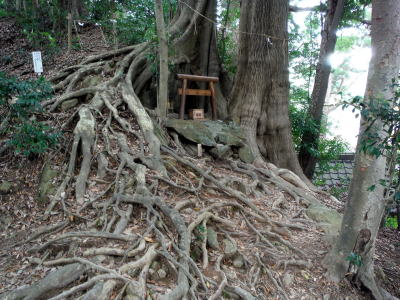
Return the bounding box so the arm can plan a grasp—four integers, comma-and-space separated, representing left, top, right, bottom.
1, 16, 399, 300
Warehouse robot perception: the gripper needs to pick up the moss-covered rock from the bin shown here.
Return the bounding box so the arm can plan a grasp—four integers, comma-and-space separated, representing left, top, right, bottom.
306, 204, 342, 238
36, 163, 59, 204
165, 119, 248, 147
165, 119, 216, 146
0, 181, 12, 194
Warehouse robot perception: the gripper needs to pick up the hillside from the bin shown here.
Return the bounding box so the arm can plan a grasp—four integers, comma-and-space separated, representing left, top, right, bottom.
1, 16, 399, 300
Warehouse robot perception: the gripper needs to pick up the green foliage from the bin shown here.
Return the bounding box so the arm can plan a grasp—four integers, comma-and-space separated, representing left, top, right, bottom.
341, 0, 371, 28
289, 94, 349, 180
342, 79, 400, 159
346, 252, 362, 267
85, 0, 177, 46
10, 3, 62, 53
0, 72, 59, 157
217, 0, 240, 76
289, 12, 320, 94
385, 217, 398, 229
0, 73, 53, 118
9, 121, 60, 156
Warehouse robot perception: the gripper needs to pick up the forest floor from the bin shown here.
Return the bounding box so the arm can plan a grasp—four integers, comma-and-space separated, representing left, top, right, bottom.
1, 16, 399, 300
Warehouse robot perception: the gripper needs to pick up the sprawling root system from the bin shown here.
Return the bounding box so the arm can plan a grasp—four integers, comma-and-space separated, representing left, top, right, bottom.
1, 44, 322, 300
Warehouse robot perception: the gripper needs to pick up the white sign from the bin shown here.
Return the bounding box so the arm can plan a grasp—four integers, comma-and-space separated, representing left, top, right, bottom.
32, 51, 43, 74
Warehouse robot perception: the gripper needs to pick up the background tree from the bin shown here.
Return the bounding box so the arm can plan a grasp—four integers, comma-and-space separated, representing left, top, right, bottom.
323, 0, 400, 298
154, 0, 168, 118
229, 0, 306, 180
298, 0, 370, 179
297, 0, 345, 179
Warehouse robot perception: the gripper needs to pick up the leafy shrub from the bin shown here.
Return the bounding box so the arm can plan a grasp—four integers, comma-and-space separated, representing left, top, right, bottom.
289, 95, 350, 180
9, 121, 60, 156
385, 217, 398, 229
0, 72, 60, 157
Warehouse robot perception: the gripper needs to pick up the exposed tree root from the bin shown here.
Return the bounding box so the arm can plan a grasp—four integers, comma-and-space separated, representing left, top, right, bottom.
0, 42, 322, 300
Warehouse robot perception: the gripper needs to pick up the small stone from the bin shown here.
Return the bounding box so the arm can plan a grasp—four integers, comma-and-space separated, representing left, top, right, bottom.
0, 181, 12, 194
157, 268, 167, 279
323, 294, 330, 300
282, 272, 293, 288
207, 227, 219, 249
150, 261, 160, 271
61, 98, 78, 111
232, 255, 244, 268
223, 239, 237, 257
182, 207, 193, 214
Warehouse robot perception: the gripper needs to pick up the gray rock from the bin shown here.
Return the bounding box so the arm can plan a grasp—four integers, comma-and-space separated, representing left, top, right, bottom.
223, 239, 237, 257
165, 120, 247, 148
323, 294, 330, 300
210, 144, 233, 160
36, 163, 59, 204
165, 119, 216, 146
0, 181, 12, 194
96, 152, 108, 179
61, 98, 78, 111
157, 268, 167, 279
282, 272, 294, 288
233, 255, 244, 268
306, 204, 342, 236
207, 227, 219, 249
238, 145, 255, 164
0, 215, 12, 230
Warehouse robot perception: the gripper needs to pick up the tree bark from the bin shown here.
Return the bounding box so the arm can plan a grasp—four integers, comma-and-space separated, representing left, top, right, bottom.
229, 0, 306, 180
168, 0, 229, 119
323, 1, 400, 299
154, 0, 169, 118
298, 0, 345, 179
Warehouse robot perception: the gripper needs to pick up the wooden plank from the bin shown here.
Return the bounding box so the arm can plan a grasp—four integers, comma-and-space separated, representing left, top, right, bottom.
177, 74, 219, 82
178, 88, 212, 96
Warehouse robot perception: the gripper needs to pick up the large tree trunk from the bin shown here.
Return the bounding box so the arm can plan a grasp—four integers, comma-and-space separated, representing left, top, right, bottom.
298, 0, 345, 179
323, 1, 400, 299
229, 0, 305, 180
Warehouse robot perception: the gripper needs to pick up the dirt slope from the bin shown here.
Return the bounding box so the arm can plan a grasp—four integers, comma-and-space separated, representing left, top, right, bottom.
0, 16, 399, 300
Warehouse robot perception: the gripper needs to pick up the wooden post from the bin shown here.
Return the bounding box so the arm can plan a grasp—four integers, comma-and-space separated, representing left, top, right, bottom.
179, 79, 187, 119
209, 81, 217, 120
197, 144, 202, 157
67, 13, 72, 53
